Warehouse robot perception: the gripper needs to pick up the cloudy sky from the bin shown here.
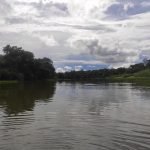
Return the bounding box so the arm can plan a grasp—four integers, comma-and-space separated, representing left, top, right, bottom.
0, 0, 150, 72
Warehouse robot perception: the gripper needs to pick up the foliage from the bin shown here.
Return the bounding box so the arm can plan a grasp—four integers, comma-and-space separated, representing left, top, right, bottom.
57, 60, 150, 80
0, 45, 55, 80
134, 69, 150, 77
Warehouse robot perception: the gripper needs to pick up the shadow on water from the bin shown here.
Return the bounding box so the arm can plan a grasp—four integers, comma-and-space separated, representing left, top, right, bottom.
0, 81, 56, 116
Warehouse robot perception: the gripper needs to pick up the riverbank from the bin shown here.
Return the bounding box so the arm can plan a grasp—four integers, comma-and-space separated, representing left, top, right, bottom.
0, 80, 18, 85
0, 79, 56, 85
57, 69, 150, 86
0, 69, 150, 86
108, 69, 150, 86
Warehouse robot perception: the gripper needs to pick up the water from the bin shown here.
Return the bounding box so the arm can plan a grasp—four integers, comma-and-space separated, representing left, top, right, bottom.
0, 81, 150, 150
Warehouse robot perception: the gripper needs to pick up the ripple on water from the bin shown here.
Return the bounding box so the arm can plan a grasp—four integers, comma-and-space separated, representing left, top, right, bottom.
0, 83, 150, 150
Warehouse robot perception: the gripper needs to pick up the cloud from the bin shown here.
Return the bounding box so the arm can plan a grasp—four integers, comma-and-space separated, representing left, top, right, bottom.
0, 0, 12, 19
55, 62, 108, 72
5, 17, 28, 24
0, 0, 150, 70
29, 1, 69, 18
56, 67, 65, 73
56, 66, 72, 73
56, 65, 83, 72
75, 65, 83, 71
0, 32, 55, 58
70, 37, 142, 67
32, 33, 58, 47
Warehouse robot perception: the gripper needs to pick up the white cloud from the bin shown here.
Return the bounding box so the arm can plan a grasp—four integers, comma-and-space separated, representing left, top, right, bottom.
56, 67, 65, 73
33, 33, 58, 46
0, 0, 150, 69
64, 66, 72, 72
75, 65, 83, 71
56, 66, 72, 72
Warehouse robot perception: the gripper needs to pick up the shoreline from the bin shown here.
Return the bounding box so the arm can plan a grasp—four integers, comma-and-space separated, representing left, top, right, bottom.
0, 77, 150, 86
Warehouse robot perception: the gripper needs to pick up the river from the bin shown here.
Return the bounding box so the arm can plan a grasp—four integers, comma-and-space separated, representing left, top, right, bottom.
0, 81, 150, 150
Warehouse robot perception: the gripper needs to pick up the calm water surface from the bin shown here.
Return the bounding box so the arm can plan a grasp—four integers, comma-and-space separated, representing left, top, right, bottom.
0, 81, 150, 150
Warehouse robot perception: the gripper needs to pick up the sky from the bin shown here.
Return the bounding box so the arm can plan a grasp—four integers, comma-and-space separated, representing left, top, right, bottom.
0, 0, 150, 72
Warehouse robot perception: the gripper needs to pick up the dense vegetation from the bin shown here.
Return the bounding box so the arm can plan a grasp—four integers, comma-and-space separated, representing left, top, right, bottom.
0, 44, 149, 83
0, 45, 55, 80
57, 60, 150, 80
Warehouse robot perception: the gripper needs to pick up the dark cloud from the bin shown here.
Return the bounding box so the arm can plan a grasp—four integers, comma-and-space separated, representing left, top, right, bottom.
64, 24, 115, 32
36, 22, 116, 33
66, 53, 96, 61
105, 0, 150, 20
74, 39, 137, 64
4, 16, 44, 25
5, 17, 28, 24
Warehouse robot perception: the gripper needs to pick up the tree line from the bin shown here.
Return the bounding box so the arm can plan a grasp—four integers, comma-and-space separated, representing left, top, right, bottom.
0, 45, 55, 80
0, 45, 149, 81
57, 60, 150, 80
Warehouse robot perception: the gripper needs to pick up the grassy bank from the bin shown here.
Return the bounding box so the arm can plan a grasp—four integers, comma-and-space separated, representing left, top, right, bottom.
109, 69, 150, 86
0, 80, 18, 85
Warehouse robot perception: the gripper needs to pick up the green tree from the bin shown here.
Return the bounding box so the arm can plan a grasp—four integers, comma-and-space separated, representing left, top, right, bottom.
0, 45, 55, 80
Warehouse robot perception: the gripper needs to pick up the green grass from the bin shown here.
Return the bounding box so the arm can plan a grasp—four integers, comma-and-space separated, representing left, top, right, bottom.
0, 80, 18, 85
109, 69, 150, 86
134, 69, 150, 77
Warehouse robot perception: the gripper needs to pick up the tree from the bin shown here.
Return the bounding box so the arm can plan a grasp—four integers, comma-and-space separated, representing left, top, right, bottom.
0, 45, 55, 80
33, 58, 55, 80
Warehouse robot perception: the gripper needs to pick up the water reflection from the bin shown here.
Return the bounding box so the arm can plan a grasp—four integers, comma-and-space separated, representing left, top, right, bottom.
0, 81, 56, 115
0, 82, 150, 150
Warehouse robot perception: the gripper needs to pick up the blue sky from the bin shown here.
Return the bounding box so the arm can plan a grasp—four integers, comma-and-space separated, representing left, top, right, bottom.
0, 0, 150, 72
